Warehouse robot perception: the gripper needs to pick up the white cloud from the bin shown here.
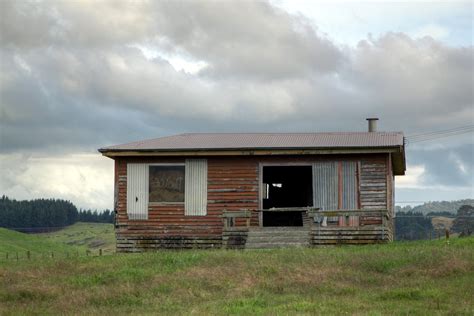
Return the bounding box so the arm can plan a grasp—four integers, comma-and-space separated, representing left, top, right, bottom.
0, 153, 113, 210
274, 1, 470, 46
396, 165, 425, 188
411, 24, 449, 40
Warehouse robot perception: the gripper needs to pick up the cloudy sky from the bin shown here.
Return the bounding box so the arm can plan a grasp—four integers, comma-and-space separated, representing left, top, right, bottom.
1, 0, 473, 210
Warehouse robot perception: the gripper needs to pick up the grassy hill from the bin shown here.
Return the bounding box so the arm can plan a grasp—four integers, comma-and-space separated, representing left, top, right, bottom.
40, 222, 115, 254
0, 237, 473, 315
0, 227, 78, 256
0, 222, 115, 259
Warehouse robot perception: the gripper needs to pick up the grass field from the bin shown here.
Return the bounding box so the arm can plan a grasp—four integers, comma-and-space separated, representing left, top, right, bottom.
0, 231, 473, 315
0, 222, 115, 259
40, 222, 116, 254
0, 228, 78, 256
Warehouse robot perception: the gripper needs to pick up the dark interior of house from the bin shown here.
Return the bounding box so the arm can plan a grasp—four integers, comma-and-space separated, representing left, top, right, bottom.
262, 166, 313, 226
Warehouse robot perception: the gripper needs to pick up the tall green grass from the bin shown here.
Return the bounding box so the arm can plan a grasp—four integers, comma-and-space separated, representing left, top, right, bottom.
0, 236, 472, 315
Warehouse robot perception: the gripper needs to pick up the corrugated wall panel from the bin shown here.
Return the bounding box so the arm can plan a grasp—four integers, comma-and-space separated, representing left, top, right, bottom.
185, 159, 208, 216
127, 163, 149, 220
342, 161, 357, 209
313, 162, 338, 210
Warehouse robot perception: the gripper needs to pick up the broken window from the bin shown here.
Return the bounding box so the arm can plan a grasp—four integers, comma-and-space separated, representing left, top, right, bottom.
262, 166, 313, 209
149, 165, 185, 203
262, 166, 313, 226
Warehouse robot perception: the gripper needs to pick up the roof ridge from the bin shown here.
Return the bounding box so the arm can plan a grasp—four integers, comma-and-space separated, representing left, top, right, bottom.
178, 131, 403, 135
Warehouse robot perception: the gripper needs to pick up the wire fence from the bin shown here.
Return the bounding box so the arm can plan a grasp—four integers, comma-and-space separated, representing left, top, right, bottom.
1, 248, 112, 262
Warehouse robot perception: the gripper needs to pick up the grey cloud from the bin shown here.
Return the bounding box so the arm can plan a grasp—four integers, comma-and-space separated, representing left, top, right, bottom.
153, 1, 343, 79
344, 33, 473, 130
0, 0, 473, 197
0, 0, 156, 48
1, 0, 343, 79
409, 144, 474, 187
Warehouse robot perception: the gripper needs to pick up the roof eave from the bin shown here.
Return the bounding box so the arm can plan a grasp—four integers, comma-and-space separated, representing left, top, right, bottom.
99, 146, 403, 158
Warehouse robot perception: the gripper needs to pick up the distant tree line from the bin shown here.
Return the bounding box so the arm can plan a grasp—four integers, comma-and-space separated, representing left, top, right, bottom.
395, 205, 474, 240
395, 211, 435, 240
395, 199, 474, 215
0, 196, 114, 230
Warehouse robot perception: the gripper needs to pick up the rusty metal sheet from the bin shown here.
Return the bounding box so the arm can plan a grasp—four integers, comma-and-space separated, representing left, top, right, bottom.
313, 161, 338, 211
100, 132, 404, 152
342, 161, 358, 210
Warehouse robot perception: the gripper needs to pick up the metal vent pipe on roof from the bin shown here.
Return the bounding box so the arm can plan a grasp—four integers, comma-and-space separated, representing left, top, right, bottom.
366, 118, 379, 132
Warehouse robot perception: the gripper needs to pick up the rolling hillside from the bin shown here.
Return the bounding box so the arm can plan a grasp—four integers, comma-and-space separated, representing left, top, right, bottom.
0, 222, 115, 258
0, 228, 78, 255
40, 222, 115, 254
397, 199, 474, 214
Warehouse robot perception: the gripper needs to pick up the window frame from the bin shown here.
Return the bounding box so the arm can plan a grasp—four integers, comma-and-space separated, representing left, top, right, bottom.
148, 163, 186, 205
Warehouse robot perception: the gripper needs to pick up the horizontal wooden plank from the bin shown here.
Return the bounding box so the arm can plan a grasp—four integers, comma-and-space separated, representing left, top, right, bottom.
208, 188, 256, 193
311, 231, 388, 236
311, 236, 387, 240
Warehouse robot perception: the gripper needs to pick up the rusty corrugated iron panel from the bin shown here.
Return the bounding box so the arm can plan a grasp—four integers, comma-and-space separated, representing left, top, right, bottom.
185, 159, 208, 216
342, 161, 357, 210
100, 132, 404, 152
313, 161, 338, 211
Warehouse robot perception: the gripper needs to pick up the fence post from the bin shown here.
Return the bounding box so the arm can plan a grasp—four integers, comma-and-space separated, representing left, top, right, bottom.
51, 252, 54, 259
16, 252, 19, 261
27, 251, 30, 260
99, 249, 102, 256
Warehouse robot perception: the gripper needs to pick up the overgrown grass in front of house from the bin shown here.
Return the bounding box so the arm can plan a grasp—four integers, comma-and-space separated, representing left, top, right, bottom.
0, 236, 473, 315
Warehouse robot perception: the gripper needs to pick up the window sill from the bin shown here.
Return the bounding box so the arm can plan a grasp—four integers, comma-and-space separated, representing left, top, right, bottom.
149, 202, 185, 206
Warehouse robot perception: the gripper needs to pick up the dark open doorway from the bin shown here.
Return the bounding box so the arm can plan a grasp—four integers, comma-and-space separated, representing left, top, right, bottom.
262, 166, 313, 226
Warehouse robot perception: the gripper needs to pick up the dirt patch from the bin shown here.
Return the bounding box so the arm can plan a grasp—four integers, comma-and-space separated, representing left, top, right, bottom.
432, 217, 454, 231
400, 257, 471, 278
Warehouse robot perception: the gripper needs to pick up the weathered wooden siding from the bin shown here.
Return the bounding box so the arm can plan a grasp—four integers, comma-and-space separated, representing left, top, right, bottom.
114, 154, 394, 250
310, 225, 392, 245
358, 156, 390, 240
115, 157, 258, 251
207, 158, 259, 228
359, 156, 387, 210
386, 154, 395, 241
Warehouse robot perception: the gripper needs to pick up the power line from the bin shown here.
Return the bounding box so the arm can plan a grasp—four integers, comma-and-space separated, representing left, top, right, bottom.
408, 130, 473, 143
405, 124, 474, 144
407, 125, 474, 138
395, 201, 433, 203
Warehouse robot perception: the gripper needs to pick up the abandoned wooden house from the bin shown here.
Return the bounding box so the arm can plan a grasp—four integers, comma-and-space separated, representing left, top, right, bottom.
99, 118, 406, 251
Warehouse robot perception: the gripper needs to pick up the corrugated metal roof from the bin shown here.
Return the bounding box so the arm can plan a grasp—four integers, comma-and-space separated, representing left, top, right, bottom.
99, 132, 404, 152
